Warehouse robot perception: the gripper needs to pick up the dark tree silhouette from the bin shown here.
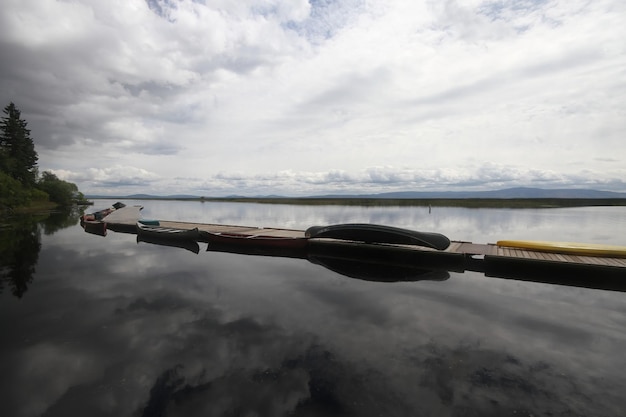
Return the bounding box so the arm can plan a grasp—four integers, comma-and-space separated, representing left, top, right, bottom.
0, 218, 40, 298
0, 102, 38, 187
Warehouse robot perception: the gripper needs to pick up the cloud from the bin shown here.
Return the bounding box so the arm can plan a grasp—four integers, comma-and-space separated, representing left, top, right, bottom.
46, 161, 626, 196
52, 165, 160, 190
0, 0, 624, 195
184, 164, 626, 196
286, 0, 367, 42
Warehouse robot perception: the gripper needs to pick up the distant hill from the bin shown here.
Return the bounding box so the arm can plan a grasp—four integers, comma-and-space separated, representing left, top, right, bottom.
87, 187, 626, 200
318, 187, 626, 199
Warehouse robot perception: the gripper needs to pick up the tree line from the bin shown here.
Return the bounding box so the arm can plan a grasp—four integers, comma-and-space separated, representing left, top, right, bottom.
0, 102, 87, 211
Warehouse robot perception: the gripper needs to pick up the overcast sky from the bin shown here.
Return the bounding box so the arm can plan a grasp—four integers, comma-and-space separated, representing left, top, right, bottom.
1, 0, 625, 196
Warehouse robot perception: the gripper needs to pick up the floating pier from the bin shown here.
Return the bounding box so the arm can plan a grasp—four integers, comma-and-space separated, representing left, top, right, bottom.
99, 206, 626, 292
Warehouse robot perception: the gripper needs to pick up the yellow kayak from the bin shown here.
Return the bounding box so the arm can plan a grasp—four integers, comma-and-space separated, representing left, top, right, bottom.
496, 240, 626, 258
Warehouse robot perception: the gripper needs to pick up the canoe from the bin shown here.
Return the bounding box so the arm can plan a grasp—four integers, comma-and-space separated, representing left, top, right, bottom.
82, 202, 125, 222
82, 209, 113, 222
82, 220, 107, 236
305, 223, 451, 250
199, 230, 309, 249
136, 222, 200, 241
497, 240, 626, 258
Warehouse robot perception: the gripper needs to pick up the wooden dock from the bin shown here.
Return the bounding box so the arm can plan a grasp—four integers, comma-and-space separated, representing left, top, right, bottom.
101, 206, 626, 292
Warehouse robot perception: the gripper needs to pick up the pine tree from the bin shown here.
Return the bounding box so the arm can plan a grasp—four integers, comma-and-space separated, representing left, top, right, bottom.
0, 102, 39, 187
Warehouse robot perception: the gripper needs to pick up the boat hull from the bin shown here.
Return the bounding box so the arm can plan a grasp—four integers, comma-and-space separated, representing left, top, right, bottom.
136, 223, 200, 241
81, 220, 107, 236
305, 223, 451, 250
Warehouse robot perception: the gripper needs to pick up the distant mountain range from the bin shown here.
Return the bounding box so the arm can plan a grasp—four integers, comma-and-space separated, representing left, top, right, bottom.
87, 187, 626, 199
313, 187, 626, 199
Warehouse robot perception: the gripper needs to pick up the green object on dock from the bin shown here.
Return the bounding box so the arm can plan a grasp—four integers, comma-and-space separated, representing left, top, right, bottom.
138, 219, 160, 226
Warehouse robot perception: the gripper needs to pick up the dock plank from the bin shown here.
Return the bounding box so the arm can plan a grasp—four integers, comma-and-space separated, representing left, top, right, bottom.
102, 205, 143, 224
446, 241, 463, 252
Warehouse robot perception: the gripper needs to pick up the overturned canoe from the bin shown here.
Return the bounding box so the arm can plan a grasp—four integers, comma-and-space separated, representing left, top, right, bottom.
305, 223, 451, 250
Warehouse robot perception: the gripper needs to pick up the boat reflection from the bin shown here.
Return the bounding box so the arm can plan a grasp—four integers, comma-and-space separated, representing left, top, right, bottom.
306, 240, 450, 282
308, 255, 449, 282
208, 241, 449, 283
204, 241, 308, 260
130, 234, 450, 283
137, 234, 200, 254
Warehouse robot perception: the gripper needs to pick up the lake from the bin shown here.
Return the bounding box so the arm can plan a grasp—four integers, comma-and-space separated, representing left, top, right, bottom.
1, 200, 626, 416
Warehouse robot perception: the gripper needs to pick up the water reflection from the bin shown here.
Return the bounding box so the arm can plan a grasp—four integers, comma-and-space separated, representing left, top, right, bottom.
308, 255, 449, 282
2, 203, 626, 416
41, 207, 81, 235
0, 216, 40, 298
137, 234, 201, 254
0, 208, 78, 298
205, 240, 450, 283
6, 235, 622, 417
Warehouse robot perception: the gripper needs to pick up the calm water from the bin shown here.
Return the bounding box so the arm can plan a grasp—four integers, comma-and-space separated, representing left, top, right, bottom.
1, 201, 626, 416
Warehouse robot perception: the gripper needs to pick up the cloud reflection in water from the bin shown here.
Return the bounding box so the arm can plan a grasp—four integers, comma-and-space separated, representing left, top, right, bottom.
1, 224, 625, 416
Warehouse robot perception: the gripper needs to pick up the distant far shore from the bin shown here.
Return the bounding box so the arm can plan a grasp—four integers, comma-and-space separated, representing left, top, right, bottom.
90, 196, 626, 208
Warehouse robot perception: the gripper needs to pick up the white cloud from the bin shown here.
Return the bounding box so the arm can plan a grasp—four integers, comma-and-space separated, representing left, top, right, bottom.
1, 0, 624, 195
58, 164, 620, 196
52, 165, 161, 194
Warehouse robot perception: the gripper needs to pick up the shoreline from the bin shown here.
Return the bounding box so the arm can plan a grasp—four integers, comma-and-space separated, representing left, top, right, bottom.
88, 197, 626, 208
